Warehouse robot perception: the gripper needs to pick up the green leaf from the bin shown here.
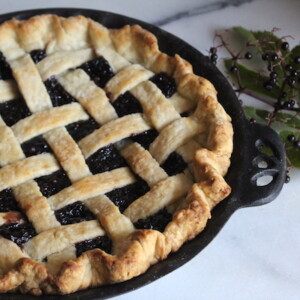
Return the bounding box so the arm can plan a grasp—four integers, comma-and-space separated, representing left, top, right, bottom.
232, 26, 258, 47
243, 106, 269, 123
250, 30, 282, 53
280, 130, 300, 168
224, 59, 280, 100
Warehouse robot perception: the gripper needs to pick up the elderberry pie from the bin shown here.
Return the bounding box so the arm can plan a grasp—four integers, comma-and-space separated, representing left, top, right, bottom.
0, 14, 233, 295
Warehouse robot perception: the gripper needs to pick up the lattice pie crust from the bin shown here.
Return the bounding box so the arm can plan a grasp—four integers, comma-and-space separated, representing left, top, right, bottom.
0, 15, 233, 295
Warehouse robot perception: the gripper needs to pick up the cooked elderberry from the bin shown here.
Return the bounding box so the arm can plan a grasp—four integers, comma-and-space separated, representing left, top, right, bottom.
134, 208, 172, 232
36, 170, 71, 198
106, 180, 150, 213
55, 201, 95, 225
0, 189, 19, 212
86, 145, 126, 174
112, 92, 143, 117
44, 77, 77, 106
30, 50, 46, 63
79, 56, 114, 88
150, 73, 176, 98
161, 152, 187, 176
76, 236, 112, 256
0, 222, 36, 246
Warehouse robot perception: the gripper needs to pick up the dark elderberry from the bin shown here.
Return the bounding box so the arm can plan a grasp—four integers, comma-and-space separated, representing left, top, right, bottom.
287, 134, 296, 142
244, 52, 252, 59
270, 71, 278, 79
294, 140, 300, 148
210, 53, 218, 64
285, 174, 290, 183
269, 77, 278, 84
287, 77, 296, 87
294, 56, 300, 64
230, 65, 238, 73
150, 73, 176, 98
281, 42, 289, 50
271, 53, 279, 61
262, 53, 270, 61
288, 99, 296, 107
285, 64, 293, 72
249, 118, 256, 124
280, 92, 287, 99
283, 101, 292, 109
290, 70, 298, 78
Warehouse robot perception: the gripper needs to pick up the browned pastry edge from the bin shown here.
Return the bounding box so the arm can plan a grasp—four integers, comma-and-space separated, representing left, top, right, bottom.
0, 15, 233, 295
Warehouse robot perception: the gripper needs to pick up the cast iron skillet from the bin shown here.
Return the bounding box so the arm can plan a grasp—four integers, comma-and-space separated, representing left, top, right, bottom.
0, 8, 286, 300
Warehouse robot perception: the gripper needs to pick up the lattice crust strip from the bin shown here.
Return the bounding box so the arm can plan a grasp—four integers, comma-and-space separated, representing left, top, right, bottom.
0, 15, 233, 295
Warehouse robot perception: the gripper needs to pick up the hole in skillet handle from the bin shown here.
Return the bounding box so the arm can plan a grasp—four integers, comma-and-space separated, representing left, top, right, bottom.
241, 122, 286, 207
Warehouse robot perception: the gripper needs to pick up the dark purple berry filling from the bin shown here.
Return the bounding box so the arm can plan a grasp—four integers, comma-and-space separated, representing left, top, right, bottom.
55, 201, 95, 225
150, 73, 176, 98
0, 52, 13, 80
112, 92, 143, 117
106, 179, 150, 213
79, 56, 114, 88
21, 135, 52, 157
0, 188, 19, 212
0, 222, 36, 246
131, 129, 158, 150
44, 77, 77, 107
0, 99, 31, 126
30, 50, 46, 64
134, 208, 172, 232
161, 152, 187, 176
35, 170, 71, 198
66, 118, 100, 142
86, 145, 126, 174
76, 235, 112, 257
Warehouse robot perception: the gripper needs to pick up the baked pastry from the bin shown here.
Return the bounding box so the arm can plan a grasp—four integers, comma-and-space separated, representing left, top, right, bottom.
0, 14, 233, 295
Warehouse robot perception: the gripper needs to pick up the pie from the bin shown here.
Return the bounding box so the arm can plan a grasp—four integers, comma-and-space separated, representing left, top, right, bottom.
0, 14, 233, 295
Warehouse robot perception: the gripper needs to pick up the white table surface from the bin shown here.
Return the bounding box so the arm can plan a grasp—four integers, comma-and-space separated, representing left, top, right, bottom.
0, 1, 299, 299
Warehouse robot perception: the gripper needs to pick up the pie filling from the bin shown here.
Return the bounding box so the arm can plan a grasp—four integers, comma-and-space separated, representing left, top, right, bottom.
0, 50, 190, 258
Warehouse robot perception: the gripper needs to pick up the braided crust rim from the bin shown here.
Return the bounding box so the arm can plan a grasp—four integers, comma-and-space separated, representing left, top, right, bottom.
0, 15, 233, 295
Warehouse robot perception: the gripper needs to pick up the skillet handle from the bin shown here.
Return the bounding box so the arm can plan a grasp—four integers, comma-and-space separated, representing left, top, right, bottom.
240, 122, 286, 207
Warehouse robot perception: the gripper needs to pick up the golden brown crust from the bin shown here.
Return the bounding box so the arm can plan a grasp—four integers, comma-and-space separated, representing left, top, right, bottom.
0, 14, 233, 295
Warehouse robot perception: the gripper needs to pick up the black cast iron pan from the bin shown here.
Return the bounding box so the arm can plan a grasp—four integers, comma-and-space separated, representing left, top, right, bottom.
0, 8, 286, 300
